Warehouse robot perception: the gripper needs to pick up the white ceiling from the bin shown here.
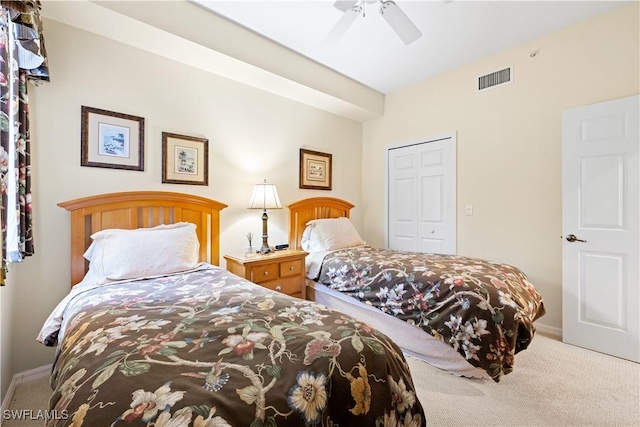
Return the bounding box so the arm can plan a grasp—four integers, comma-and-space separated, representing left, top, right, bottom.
193, 0, 629, 94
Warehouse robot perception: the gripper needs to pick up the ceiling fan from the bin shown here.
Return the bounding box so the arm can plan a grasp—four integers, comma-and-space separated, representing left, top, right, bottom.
326, 0, 422, 46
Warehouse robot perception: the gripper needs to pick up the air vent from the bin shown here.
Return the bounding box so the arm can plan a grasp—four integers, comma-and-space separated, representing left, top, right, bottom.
477, 66, 513, 91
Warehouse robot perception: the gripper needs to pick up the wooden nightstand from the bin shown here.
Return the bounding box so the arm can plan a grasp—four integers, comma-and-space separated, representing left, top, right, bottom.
224, 250, 308, 299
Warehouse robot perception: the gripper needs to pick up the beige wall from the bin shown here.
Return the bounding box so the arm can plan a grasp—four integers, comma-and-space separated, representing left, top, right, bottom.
362, 3, 639, 333
2, 18, 362, 383
0, 284, 14, 398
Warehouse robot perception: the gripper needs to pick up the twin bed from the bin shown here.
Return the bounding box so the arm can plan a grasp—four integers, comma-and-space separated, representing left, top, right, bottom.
289, 198, 545, 381
39, 192, 425, 426
38, 191, 545, 426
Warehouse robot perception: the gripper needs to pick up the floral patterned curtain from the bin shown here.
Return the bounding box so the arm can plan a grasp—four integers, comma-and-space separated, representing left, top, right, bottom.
0, 0, 48, 285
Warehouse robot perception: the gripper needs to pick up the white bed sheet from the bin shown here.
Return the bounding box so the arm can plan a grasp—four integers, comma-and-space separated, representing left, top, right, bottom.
305, 262, 490, 379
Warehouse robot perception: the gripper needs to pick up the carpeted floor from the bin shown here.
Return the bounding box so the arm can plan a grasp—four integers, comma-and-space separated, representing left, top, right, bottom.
3, 375, 51, 427
407, 334, 640, 426
3, 334, 639, 426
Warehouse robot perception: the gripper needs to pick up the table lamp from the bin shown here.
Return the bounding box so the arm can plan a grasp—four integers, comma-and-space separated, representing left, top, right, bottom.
248, 179, 282, 253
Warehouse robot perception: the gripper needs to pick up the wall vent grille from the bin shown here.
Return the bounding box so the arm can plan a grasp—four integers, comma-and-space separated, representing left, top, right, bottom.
478, 66, 512, 91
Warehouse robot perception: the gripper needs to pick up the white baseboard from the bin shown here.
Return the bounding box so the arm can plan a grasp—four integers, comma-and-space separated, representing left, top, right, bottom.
535, 322, 562, 340
0, 365, 51, 427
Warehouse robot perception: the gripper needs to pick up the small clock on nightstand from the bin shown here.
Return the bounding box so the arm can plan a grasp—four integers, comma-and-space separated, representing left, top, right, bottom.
224, 250, 308, 299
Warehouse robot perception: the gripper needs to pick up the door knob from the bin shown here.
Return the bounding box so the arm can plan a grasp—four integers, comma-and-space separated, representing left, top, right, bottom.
566, 234, 587, 243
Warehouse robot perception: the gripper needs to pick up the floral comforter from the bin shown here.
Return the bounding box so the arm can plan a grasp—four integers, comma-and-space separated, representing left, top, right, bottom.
313, 246, 546, 382
42, 265, 425, 426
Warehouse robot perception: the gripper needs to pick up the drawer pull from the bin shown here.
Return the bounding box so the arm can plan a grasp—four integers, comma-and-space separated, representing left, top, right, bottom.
289, 266, 294, 271
264, 271, 269, 276
275, 285, 283, 291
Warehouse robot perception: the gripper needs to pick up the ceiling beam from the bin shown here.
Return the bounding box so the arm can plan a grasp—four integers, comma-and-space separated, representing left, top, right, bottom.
41, 0, 384, 122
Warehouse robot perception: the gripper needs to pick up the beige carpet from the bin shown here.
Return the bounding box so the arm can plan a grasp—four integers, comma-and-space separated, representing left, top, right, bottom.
3, 335, 639, 426
407, 334, 640, 426
3, 375, 50, 427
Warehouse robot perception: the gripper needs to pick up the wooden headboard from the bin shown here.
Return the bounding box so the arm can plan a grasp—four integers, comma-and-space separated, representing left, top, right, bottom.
58, 191, 227, 287
288, 197, 354, 250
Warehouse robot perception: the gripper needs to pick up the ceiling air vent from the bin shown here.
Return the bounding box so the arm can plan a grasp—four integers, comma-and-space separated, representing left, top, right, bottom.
477, 66, 513, 91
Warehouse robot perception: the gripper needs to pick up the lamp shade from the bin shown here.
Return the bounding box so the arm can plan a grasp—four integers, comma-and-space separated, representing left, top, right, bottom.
248, 180, 282, 210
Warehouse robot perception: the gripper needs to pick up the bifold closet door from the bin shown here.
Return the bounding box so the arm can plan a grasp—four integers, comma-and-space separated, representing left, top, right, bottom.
387, 136, 456, 254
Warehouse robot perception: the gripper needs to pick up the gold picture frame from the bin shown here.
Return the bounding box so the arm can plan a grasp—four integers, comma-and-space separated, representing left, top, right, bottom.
299, 148, 332, 190
81, 106, 145, 171
162, 132, 209, 186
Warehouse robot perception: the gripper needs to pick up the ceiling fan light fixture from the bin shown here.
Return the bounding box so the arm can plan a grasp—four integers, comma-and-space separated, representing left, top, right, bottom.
380, 0, 423, 45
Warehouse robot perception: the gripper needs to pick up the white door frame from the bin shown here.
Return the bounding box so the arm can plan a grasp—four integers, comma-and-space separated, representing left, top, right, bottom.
384, 132, 457, 251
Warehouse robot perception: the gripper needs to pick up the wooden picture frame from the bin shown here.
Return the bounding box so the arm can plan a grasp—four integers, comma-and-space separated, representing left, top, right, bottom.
299, 148, 332, 190
162, 132, 209, 186
81, 106, 145, 171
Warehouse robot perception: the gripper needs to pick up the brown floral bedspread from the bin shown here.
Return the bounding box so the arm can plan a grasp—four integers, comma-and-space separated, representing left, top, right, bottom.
44, 266, 425, 426
314, 246, 546, 381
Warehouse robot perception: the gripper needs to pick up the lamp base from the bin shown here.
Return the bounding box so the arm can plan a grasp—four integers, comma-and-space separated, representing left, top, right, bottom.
259, 210, 272, 254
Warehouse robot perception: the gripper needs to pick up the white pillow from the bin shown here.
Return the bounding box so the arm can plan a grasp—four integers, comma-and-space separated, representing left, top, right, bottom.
83, 241, 97, 261
87, 222, 200, 281
300, 225, 326, 253
306, 217, 365, 251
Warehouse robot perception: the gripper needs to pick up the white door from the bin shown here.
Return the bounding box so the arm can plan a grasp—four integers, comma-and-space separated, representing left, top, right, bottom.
387, 135, 456, 254
562, 95, 639, 362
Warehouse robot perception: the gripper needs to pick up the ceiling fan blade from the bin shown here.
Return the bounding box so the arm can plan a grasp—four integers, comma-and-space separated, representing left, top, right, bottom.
334, 1, 358, 13
380, 0, 422, 45
323, 6, 361, 46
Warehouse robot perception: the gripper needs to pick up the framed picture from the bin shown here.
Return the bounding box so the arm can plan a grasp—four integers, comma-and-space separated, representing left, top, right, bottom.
81, 106, 145, 171
299, 148, 332, 190
162, 132, 209, 186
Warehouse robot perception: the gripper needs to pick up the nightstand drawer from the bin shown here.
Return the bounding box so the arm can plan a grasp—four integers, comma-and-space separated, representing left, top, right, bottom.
280, 259, 303, 278
260, 276, 301, 296
250, 263, 279, 283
